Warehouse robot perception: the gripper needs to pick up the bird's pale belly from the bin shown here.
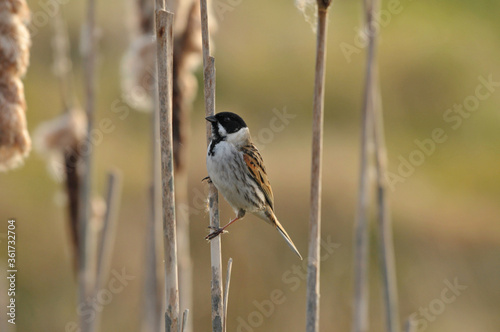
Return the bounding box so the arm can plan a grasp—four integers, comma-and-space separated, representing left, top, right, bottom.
207, 142, 265, 213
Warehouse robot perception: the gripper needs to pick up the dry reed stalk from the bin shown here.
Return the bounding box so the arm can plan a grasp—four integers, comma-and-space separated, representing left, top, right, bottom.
352, 22, 373, 332
369, 23, 400, 332
144, 90, 163, 332
124, 1, 164, 331
33, 11, 85, 272
223, 258, 233, 332
124, 2, 202, 329
200, 0, 224, 330
352, 124, 371, 332
78, 0, 97, 330
170, 3, 204, 329
33, 107, 86, 269
353, 0, 401, 331
88, 170, 122, 332
155, 9, 181, 332
0, 0, 31, 172
305, 1, 331, 332
373, 84, 400, 332
52, 13, 82, 272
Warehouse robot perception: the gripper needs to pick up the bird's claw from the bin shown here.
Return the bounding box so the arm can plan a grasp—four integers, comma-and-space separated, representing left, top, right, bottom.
202, 176, 212, 184
205, 227, 228, 240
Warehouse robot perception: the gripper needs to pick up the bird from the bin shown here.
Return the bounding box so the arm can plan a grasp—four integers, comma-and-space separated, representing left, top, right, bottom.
205, 111, 302, 259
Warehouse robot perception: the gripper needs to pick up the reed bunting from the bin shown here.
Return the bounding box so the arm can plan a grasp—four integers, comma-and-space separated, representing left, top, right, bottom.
205, 112, 302, 259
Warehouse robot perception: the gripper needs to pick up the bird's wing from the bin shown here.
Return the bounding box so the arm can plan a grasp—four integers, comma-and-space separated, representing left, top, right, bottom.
241, 143, 275, 211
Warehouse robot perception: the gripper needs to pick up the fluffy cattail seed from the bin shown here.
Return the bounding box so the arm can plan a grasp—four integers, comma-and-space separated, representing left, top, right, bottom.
34, 108, 87, 180
0, 0, 31, 172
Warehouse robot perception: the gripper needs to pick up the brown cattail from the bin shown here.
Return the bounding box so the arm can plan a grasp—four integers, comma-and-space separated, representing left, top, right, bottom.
0, 10, 30, 76
0, 0, 31, 24
121, 0, 214, 112
121, 34, 156, 111
0, 0, 31, 172
0, 76, 29, 171
34, 108, 86, 270
120, 0, 156, 111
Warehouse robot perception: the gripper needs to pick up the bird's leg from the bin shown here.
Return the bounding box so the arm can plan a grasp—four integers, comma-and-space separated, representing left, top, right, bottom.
205, 210, 245, 240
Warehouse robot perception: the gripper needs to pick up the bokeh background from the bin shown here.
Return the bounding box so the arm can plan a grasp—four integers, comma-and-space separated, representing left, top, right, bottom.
1, 0, 499, 331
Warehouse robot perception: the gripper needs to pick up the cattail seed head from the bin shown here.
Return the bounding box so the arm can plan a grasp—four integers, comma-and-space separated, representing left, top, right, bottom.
0, 10, 30, 77
0, 77, 30, 171
0, 0, 30, 24
34, 108, 87, 180
121, 34, 156, 111
0, 0, 31, 172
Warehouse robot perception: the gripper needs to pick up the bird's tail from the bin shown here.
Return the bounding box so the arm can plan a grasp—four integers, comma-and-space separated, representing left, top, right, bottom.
274, 218, 303, 260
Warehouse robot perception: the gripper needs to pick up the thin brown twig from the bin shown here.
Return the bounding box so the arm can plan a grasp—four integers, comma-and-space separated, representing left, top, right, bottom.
306, 2, 331, 332
155, 9, 180, 332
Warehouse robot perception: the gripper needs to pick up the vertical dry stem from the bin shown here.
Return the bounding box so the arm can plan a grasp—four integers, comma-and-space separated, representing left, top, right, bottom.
143, 89, 163, 332
373, 79, 400, 332
223, 258, 233, 332
78, 0, 96, 330
370, 22, 400, 332
205, 56, 224, 332
52, 11, 81, 271
354, 0, 400, 331
140, 2, 163, 331
156, 9, 180, 332
352, 109, 371, 332
306, 2, 331, 332
352, 1, 381, 331
89, 170, 122, 332
200, 0, 224, 330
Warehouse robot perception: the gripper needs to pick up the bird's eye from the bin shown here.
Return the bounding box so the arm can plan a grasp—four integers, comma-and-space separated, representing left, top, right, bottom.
225, 117, 230, 122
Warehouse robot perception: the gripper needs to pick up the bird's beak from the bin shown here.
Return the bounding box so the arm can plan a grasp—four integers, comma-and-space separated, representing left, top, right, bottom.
205, 115, 217, 123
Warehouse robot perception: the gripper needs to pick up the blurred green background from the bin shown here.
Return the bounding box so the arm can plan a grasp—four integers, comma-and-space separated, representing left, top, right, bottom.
1, 0, 500, 331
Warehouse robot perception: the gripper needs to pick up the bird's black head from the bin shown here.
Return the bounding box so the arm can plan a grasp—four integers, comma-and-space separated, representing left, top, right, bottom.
206, 112, 247, 138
